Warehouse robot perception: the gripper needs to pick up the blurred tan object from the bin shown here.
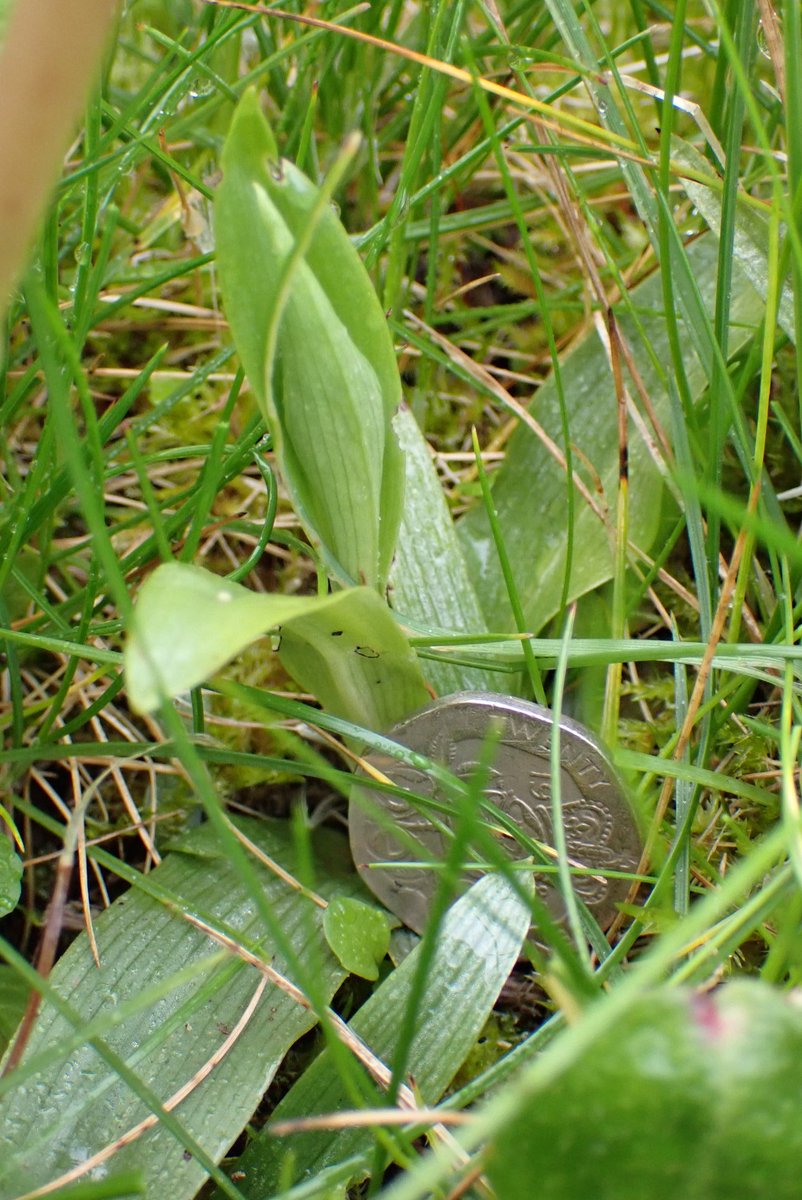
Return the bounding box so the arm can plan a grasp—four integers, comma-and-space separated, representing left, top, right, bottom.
0, 0, 119, 317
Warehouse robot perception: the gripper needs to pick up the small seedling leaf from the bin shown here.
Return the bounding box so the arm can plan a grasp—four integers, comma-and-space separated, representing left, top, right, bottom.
0, 967, 29, 1055
323, 897, 391, 981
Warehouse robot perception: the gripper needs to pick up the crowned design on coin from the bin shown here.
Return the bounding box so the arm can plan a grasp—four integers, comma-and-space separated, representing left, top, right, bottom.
348, 691, 642, 935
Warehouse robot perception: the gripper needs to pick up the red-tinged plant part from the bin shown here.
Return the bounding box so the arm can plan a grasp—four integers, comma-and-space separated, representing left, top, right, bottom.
486, 981, 802, 1200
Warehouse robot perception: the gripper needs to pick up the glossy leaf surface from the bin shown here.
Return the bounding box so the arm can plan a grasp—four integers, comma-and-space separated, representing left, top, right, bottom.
390, 406, 499, 696
0, 838, 21, 918
322, 897, 391, 982
228, 872, 531, 1196
0, 819, 364, 1200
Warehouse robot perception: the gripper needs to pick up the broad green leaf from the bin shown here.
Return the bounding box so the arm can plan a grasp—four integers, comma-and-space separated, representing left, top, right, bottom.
674, 137, 795, 342
0, 837, 21, 917
0, 818, 362, 1200
458, 236, 765, 633
322, 897, 391, 982
486, 981, 802, 1200
390, 406, 500, 696
124, 562, 429, 729
0, 967, 29, 1055
278, 586, 430, 731
226, 873, 531, 1197
215, 88, 404, 590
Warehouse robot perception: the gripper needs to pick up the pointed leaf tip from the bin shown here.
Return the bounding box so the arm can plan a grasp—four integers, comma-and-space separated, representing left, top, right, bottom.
124, 562, 429, 728
215, 88, 404, 590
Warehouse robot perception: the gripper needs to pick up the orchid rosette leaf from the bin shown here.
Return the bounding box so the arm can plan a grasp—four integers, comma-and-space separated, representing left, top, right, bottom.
215, 88, 404, 591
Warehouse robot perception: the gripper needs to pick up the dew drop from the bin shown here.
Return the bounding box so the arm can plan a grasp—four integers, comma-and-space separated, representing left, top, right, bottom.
188, 76, 215, 100
390, 188, 411, 228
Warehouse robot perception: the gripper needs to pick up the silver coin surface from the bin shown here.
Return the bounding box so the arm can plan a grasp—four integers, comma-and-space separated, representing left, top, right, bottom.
349, 691, 641, 936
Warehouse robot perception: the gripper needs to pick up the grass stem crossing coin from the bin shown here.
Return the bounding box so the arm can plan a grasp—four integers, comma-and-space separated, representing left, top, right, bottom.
349, 692, 642, 935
